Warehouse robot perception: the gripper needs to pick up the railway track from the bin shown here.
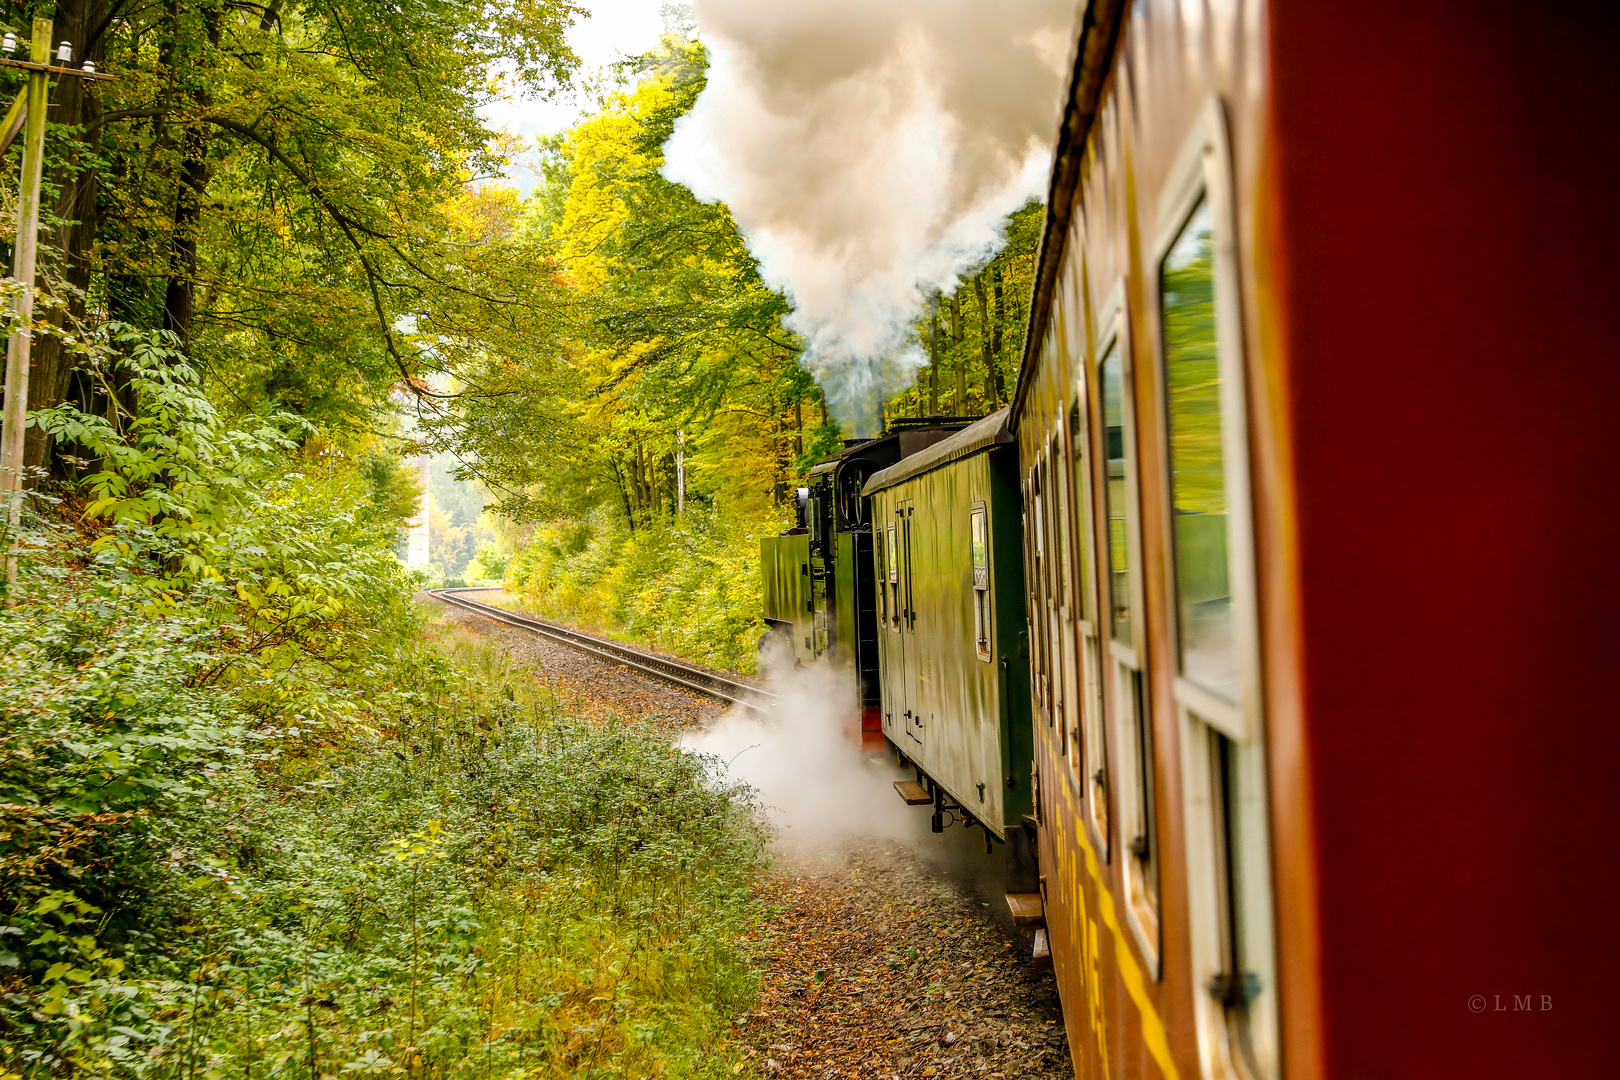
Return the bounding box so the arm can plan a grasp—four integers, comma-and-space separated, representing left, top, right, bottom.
428, 587, 776, 714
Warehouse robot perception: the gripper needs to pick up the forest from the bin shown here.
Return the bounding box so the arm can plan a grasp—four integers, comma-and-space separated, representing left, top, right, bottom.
0, 1, 1040, 1073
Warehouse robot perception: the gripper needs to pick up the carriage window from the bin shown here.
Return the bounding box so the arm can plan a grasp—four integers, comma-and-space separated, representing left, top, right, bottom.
838, 462, 872, 527
1070, 399, 1109, 844
970, 506, 990, 588
1206, 728, 1279, 1077
1041, 456, 1058, 603
1069, 404, 1093, 624
876, 522, 888, 624
1043, 445, 1069, 758
1100, 342, 1133, 644
971, 507, 991, 660
1050, 434, 1070, 604
1162, 200, 1235, 700
1028, 469, 1051, 723
1128, 668, 1160, 926
1032, 470, 1046, 604
887, 522, 900, 629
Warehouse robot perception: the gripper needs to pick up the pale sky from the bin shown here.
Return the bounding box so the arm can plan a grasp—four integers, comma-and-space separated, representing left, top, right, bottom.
481, 0, 671, 189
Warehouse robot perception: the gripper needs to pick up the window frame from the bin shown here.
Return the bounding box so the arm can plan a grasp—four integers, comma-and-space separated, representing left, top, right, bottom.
1040, 437, 1075, 762
970, 502, 992, 661
1095, 296, 1145, 672
1068, 374, 1112, 863
1153, 117, 1261, 743
886, 520, 901, 631
875, 515, 889, 626
1028, 463, 1052, 723
1151, 97, 1277, 1080
900, 501, 915, 630
1093, 288, 1159, 972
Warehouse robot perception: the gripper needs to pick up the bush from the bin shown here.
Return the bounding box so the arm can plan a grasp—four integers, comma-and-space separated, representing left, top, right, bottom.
469, 540, 511, 580
504, 504, 777, 671
0, 578, 768, 1077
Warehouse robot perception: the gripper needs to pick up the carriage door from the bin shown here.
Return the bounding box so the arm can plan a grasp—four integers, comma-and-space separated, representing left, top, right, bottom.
901, 499, 925, 747
809, 489, 830, 658
882, 510, 908, 746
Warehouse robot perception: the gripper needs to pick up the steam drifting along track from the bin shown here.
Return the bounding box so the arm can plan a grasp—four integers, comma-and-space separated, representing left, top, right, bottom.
428, 588, 776, 714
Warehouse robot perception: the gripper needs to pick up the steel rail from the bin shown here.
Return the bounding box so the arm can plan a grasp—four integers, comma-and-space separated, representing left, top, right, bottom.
427, 587, 775, 714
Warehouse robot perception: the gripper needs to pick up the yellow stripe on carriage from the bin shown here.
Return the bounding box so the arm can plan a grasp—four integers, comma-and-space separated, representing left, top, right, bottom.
1053, 753, 1181, 1080
1081, 838, 1180, 1080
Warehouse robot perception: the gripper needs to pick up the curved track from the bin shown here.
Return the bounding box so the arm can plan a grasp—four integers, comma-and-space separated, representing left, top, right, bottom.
428, 588, 776, 714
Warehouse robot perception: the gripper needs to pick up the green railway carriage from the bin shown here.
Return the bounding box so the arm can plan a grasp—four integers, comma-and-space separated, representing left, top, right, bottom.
760, 418, 974, 735
863, 408, 1033, 842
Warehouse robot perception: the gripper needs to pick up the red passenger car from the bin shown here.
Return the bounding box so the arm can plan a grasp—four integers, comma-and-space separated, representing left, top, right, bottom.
1011, 2, 1620, 1078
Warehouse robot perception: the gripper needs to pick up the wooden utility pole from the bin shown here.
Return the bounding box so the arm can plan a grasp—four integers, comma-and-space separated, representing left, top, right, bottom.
1, 20, 55, 593
0, 24, 112, 594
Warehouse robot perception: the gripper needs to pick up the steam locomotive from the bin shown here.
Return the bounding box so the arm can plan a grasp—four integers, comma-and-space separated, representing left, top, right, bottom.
760, 417, 982, 753
762, 1, 1619, 1078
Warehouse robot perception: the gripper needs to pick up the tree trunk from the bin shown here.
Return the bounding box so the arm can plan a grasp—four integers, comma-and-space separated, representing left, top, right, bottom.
794, 395, 803, 458
773, 407, 786, 504
974, 275, 998, 411
632, 440, 647, 521
611, 460, 635, 532
163, 5, 222, 349
928, 306, 940, 415
163, 138, 211, 346
990, 266, 1006, 407
22, 0, 106, 479
950, 294, 966, 411
653, 451, 663, 516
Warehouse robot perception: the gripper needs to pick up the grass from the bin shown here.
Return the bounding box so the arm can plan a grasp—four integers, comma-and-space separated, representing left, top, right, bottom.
2, 572, 772, 1079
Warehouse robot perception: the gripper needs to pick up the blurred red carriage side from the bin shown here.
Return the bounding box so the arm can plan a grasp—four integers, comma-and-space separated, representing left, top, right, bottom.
1009, 1, 1620, 1078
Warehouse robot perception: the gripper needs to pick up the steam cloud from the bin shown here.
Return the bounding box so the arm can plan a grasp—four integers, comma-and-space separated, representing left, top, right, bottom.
663, 0, 1077, 434
681, 655, 924, 852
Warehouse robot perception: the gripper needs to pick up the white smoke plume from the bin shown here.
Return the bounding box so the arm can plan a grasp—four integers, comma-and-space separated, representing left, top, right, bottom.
681, 655, 926, 853
663, 0, 1077, 434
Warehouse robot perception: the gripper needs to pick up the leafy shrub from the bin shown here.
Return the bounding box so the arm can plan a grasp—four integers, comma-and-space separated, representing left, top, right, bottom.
469, 540, 510, 580
1, 338, 770, 1077
0, 572, 767, 1078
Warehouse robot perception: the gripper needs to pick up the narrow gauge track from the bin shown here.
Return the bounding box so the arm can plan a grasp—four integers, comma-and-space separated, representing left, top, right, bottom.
428, 587, 776, 714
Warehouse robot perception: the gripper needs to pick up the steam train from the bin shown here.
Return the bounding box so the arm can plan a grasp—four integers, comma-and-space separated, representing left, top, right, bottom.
760, 417, 985, 753
762, 1, 1619, 1078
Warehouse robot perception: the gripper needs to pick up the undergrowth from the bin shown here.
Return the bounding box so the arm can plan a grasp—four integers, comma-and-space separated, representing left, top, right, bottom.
0, 533, 769, 1080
